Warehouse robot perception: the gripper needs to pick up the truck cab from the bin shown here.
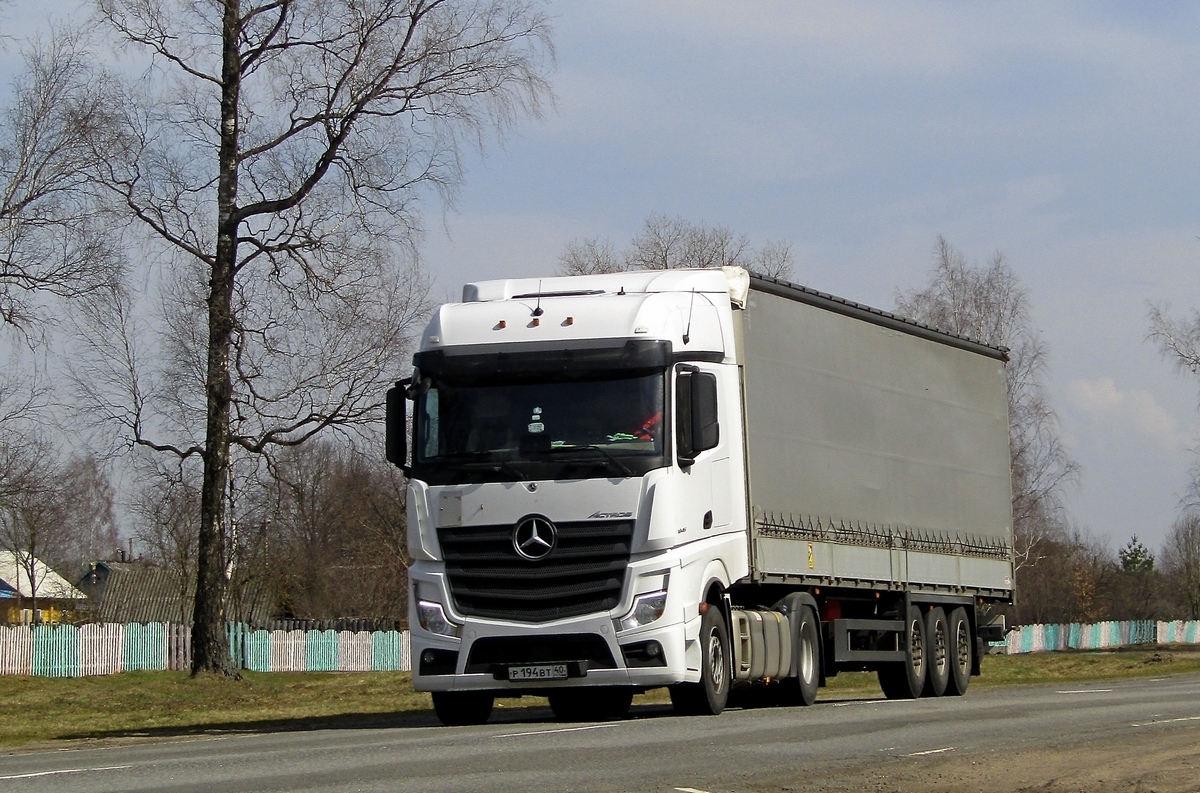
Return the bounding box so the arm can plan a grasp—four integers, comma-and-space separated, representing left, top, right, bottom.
389, 268, 751, 724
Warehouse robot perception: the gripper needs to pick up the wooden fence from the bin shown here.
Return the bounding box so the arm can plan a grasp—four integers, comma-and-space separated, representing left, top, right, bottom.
8, 619, 1198, 674
1005, 619, 1200, 654
0, 623, 411, 677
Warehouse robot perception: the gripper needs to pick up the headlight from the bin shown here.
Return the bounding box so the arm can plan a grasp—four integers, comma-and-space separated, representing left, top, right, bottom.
618, 591, 668, 631
417, 600, 461, 638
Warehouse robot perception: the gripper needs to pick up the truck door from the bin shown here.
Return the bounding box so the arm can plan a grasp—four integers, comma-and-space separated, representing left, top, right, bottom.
676, 364, 733, 533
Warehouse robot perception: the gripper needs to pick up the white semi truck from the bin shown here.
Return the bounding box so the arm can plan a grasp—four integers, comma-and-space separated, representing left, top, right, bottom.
387, 266, 1013, 726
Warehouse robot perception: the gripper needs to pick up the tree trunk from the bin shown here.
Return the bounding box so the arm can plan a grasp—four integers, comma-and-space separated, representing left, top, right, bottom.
191, 0, 242, 678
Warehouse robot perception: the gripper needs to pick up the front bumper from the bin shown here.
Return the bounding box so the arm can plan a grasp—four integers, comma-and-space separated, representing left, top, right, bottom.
409, 567, 702, 693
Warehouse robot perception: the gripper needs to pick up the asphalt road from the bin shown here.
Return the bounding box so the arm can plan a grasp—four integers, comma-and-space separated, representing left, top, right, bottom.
3, 674, 1199, 793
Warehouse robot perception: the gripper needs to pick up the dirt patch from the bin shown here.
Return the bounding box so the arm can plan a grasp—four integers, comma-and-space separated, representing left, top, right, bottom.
748, 723, 1200, 793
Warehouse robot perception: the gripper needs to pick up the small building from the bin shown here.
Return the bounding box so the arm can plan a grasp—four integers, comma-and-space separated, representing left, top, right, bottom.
0, 551, 87, 624
76, 560, 272, 625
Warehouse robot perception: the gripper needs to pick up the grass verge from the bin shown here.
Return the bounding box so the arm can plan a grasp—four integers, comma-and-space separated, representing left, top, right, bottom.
2, 647, 1198, 749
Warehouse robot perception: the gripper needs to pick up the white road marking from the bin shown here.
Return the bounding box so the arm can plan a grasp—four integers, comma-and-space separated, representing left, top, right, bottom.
675, 788, 711, 793
1131, 715, 1200, 728
495, 723, 619, 739
0, 765, 131, 781
1056, 689, 1113, 694
833, 699, 903, 707
904, 747, 954, 757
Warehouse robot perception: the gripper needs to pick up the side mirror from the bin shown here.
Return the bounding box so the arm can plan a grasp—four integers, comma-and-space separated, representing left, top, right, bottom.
691, 371, 720, 453
385, 382, 410, 474
676, 368, 719, 466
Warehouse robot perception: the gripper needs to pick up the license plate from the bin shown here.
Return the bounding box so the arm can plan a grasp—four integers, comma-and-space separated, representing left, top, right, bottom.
508, 664, 569, 681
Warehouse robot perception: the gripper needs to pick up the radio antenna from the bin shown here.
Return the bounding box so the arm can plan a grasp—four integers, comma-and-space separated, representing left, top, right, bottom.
683, 288, 696, 345
532, 280, 544, 316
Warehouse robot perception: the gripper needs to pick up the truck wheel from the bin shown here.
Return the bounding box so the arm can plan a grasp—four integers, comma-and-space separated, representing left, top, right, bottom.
777, 605, 820, 706
549, 688, 634, 721
946, 606, 972, 696
922, 607, 950, 697
878, 603, 926, 699
432, 691, 494, 726
670, 606, 730, 715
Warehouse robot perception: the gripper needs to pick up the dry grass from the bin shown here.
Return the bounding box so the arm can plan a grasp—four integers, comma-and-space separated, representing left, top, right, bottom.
2, 647, 1199, 749
0, 671, 431, 747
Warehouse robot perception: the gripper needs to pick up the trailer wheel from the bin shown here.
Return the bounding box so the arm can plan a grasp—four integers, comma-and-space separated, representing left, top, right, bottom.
946, 606, 972, 696
878, 603, 926, 699
432, 691, 494, 726
922, 607, 950, 697
670, 606, 730, 715
549, 687, 634, 721
778, 605, 820, 706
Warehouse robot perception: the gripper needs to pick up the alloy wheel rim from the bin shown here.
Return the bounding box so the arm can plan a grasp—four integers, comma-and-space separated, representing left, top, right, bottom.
708, 629, 725, 690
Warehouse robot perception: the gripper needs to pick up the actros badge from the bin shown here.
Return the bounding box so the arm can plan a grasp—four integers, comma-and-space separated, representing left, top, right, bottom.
512, 515, 557, 561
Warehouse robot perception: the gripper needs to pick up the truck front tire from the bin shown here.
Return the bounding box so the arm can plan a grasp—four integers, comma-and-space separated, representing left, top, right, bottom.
670, 606, 730, 715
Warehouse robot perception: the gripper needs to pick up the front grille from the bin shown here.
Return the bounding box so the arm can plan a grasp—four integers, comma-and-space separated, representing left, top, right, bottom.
465, 634, 617, 673
440, 520, 634, 622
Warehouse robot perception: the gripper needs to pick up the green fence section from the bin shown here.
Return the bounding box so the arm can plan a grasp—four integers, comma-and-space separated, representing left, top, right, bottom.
1006, 620, 1200, 653
31, 624, 79, 677
372, 630, 407, 671
124, 623, 166, 671
227, 627, 409, 673
305, 630, 339, 672
2, 623, 411, 676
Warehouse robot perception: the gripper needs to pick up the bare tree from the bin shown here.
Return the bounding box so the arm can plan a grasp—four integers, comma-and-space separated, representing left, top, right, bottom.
0, 432, 71, 623
0, 29, 123, 459
560, 237, 621, 276
74, 0, 551, 676
1150, 304, 1200, 384
895, 237, 1079, 612
242, 438, 408, 622
559, 213, 795, 280
1, 30, 120, 334
1162, 510, 1200, 619
53, 453, 120, 573
130, 458, 202, 623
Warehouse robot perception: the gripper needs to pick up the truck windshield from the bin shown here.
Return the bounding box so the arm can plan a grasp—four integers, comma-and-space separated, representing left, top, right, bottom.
413, 370, 666, 484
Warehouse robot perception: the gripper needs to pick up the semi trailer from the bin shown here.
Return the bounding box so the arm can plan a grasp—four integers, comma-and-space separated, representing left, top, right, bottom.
386, 266, 1013, 726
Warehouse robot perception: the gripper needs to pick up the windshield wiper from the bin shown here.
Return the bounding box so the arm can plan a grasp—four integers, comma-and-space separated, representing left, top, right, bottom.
438, 451, 525, 480
551, 444, 634, 477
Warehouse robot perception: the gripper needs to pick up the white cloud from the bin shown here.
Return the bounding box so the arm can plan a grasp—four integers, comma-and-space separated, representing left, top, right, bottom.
1067, 377, 1184, 452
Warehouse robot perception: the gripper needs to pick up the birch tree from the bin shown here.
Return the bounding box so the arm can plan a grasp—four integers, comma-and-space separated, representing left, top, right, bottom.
79, 0, 552, 675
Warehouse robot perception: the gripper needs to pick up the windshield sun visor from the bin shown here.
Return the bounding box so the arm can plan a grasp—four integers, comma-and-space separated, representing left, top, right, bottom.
414, 339, 672, 386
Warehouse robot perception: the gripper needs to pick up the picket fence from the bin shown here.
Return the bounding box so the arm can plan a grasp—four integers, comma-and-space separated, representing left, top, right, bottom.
6, 619, 1200, 674
0, 623, 411, 677
1005, 619, 1200, 654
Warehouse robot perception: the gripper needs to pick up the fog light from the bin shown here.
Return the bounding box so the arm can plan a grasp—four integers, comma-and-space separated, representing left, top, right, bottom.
417, 600, 461, 638
618, 591, 668, 631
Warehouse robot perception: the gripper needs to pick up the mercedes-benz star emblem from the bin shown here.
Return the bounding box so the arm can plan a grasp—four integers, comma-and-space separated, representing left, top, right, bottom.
512, 515, 557, 561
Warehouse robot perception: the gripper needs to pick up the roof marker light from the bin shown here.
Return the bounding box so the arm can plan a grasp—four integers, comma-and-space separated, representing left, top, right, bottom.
496, 320, 506, 330
564, 316, 574, 326
531, 318, 540, 327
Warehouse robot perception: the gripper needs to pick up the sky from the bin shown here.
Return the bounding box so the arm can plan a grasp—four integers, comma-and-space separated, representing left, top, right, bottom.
3, 2, 1199, 552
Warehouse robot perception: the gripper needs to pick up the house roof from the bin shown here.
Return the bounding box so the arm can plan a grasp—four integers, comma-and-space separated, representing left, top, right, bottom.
78, 560, 272, 624
0, 552, 87, 600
